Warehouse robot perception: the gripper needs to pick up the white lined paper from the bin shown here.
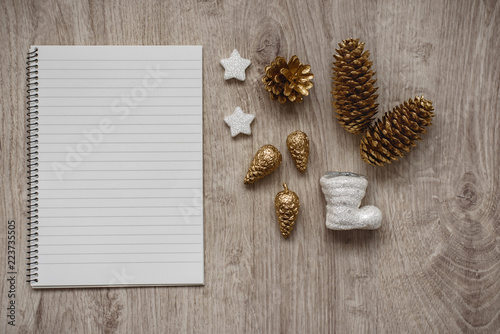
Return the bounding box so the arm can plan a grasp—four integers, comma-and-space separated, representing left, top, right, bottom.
32, 46, 203, 288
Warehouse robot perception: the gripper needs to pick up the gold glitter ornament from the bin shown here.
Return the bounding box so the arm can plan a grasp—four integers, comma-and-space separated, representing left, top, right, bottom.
360, 96, 435, 166
332, 38, 379, 134
244, 145, 282, 184
275, 183, 300, 238
262, 55, 314, 104
286, 130, 309, 172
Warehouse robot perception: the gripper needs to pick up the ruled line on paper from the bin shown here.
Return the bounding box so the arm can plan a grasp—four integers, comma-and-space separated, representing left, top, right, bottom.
39, 105, 201, 108
41, 225, 203, 227
41, 206, 202, 209
39, 123, 201, 127
42, 252, 201, 255
43, 243, 202, 246
42, 233, 203, 236
37, 133, 201, 135
39, 87, 202, 89
40, 77, 202, 80
41, 96, 202, 98
41, 59, 202, 61
38, 180, 201, 183
38, 188, 201, 190
38, 160, 201, 162
42, 115, 200, 117
38, 170, 202, 172
40, 261, 203, 264
37, 150, 201, 155
38, 215, 203, 218
40, 68, 202, 70
39, 141, 201, 143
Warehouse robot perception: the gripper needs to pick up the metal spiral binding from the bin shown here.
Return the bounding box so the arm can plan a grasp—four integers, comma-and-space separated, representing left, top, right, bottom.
26, 48, 39, 283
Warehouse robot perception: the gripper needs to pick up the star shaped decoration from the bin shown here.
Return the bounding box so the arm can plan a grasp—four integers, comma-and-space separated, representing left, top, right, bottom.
224, 106, 255, 137
220, 49, 251, 81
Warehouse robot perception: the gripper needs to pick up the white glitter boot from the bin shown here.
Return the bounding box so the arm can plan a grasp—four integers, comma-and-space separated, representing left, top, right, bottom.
320, 172, 382, 230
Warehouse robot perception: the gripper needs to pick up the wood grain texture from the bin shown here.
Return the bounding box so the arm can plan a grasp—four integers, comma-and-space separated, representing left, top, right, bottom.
1, 0, 499, 333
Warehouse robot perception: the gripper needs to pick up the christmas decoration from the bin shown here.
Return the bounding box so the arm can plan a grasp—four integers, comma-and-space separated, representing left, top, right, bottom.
220, 49, 251, 81
262, 55, 314, 104
224, 106, 255, 137
332, 38, 378, 134
320, 172, 382, 230
360, 96, 435, 166
286, 130, 309, 172
275, 183, 300, 238
244, 145, 282, 184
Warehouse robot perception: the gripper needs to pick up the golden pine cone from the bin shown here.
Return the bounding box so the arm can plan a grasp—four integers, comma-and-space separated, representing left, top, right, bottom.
275, 183, 300, 238
360, 96, 435, 166
286, 130, 309, 172
244, 145, 282, 184
262, 55, 314, 104
332, 38, 378, 134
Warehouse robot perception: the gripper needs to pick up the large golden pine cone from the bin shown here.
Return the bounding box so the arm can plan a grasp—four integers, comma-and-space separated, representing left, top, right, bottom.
360, 96, 435, 166
244, 145, 282, 184
275, 183, 300, 238
332, 38, 378, 134
262, 55, 314, 104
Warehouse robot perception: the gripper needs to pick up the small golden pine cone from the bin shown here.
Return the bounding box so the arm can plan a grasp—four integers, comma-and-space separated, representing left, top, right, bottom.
262, 55, 314, 104
244, 145, 282, 184
286, 130, 309, 172
360, 96, 435, 166
275, 183, 300, 238
332, 38, 378, 134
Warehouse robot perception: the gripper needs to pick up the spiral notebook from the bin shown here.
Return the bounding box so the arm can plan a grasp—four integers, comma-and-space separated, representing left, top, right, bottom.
26, 46, 204, 288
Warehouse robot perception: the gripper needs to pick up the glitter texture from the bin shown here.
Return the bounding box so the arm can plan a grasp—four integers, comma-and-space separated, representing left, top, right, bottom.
319, 172, 382, 230
244, 145, 282, 184
286, 130, 309, 172
275, 183, 300, 238
224, 106, 255, 137
220, 49, 251, 81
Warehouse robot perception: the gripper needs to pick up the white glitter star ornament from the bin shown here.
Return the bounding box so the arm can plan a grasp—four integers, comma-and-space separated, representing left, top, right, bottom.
220, 49, 251, 81
224, 106, 255, 137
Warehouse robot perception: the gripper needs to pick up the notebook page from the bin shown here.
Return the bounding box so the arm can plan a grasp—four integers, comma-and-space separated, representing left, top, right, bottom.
32, 46, 203, 287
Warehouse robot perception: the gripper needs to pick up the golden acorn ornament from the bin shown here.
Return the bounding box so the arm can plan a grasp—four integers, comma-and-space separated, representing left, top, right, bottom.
262, 55, 314, 104
275, 183, 300, 238
360, 96, 435, 166
286, 130, 309, 172
244, 145, 282, 184
332, 38, 379, 134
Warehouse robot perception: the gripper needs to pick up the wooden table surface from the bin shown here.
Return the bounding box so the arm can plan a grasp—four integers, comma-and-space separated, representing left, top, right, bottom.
1, 0, 499, 333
